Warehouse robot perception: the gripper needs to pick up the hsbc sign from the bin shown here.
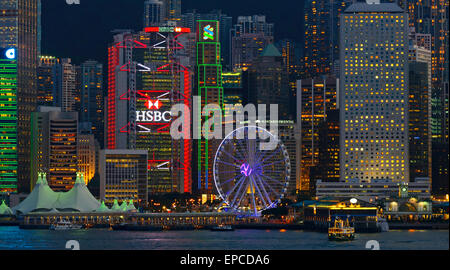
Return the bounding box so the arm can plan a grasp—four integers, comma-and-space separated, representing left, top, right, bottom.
137, 99, 171, 123
136, 111, 171, 122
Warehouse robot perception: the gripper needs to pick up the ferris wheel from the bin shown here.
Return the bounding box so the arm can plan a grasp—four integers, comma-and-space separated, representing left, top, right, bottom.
213, 126, 291, 216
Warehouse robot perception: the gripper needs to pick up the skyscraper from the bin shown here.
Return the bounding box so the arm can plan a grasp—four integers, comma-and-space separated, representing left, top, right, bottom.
37, 56, 60, 107
61, 58, 76, 112
106, 27, 193, 194
0, 0, 39, 193
144, 0, 164, 27
247, 44, 291, 121
195, 20, 224, 193
30, 107, 78, 191
297, 76, 338, 191
302, 0, 353, 78
0, 47, 18, 193
79, 60, 104, 148
162, 0, 182, 24
181, 10, 233, 70
78, 126, 97, 186
340, 1, 409, 183
231, 15, 274, 70
409, 61, 432, 181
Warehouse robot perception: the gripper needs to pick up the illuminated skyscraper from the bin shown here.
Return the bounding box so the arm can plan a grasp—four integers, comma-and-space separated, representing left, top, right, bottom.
247, 44, 291, 120
61, 58, 76, 112
340, 1, 409, 183
37, 56, 60, 107
162, 0, 181, 24
78, 127, 97, 186
0, 0, 39, 193
309, 109, 340, 193
302, 0, 352, 78
30, 107, 78, 191
79, 60, 104, 148
0, 47, 18, 193
144, 0, 164, 27
297, 76, 338, 191
404, 0, 448, 144
195, 20, 223, 193
181, 10, 232, 70
231, 15, 274, 70
106, 27, 192, 194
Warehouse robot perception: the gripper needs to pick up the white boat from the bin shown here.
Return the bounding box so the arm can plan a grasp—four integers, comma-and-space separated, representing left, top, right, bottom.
50, 220, 83, 230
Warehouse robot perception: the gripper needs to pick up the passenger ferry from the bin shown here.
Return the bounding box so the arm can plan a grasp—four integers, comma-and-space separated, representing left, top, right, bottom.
328, 218, 355, 241
49, 220, 83, 231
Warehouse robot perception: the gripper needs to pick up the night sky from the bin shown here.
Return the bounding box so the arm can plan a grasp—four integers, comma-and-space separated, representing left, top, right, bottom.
41, 0, 305, 65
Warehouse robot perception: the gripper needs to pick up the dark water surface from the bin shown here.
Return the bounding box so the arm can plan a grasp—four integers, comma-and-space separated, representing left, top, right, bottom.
0, 226, 448, 250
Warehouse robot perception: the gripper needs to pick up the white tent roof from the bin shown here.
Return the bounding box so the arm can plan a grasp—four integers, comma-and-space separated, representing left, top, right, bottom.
126, 200, 137, 212
12, 172, 100, 215
12, 173, 59, 215
120, 201, 128, 212
53, 173, 100, 212
111, 199, 122, 212
0, 200, 13, 215
95, 201, 111, 213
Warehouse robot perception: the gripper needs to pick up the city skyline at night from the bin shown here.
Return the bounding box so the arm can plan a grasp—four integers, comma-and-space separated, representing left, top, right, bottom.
0, 0, 448, 254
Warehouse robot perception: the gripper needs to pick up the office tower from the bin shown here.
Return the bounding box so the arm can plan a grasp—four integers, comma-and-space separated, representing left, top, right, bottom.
144, 0, 164, 27
181, 10, 233, 69
297, 76, 338, 191
408, 30, 432, 184
162, 0, 181, 24
406, 0, 448, 144
409, 61, 432, 182
233, 15, 274, 37
223, 71, 247, 123
340, 1, 409, 183
278, 121, 300, 196
0, 0, 39, 193
78, 127, 97, 185
247, 44, 291, 120
60, 58, 76, 112
302, 0, 353, 78
195, 20, 223, 193
106, 27, 192, 194
231, 15, 274, 70
30, 107, 78, 191
79, 60, 104, 148
37, 56, 61, 107
276, 39, 299, 77
277, 39, 301, 117
0, 47, 17, 193
309, 109, 341, 192
99, 149, 148, 205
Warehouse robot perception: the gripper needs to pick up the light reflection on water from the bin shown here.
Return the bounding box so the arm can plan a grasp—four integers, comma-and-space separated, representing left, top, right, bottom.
0, 226, 448, 250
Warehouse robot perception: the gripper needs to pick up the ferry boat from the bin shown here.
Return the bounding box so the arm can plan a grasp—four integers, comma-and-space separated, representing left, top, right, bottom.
328, 218, 355, 241
210, 224, 235, 231
49, 220, 83, 231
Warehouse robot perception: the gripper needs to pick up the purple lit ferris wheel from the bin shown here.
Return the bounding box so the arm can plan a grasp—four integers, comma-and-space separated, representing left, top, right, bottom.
213, 126, 291, 216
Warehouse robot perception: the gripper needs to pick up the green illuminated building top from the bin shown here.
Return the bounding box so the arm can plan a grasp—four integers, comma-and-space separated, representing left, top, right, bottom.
0, 48, 18, 193
196, 20, 223, 192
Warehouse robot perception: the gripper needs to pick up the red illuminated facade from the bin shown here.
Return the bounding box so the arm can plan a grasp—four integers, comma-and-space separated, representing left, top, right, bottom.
106, 28, 193, 194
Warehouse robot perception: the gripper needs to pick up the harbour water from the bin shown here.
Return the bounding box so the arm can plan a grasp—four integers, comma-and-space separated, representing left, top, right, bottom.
0, 226, 448, 250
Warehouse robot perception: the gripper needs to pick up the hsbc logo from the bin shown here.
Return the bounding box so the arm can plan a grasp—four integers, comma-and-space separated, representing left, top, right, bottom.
146, 99, 162, 110
136, 111, 171, 123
